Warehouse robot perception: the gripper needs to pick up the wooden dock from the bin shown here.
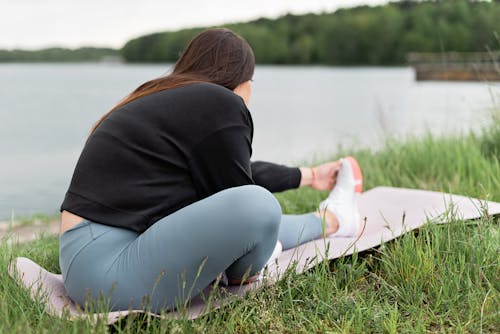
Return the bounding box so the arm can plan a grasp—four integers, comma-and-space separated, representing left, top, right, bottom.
407, 51, 500, 81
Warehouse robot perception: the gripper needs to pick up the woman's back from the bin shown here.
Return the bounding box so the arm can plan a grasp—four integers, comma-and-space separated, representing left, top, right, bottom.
61, 82, 253, 232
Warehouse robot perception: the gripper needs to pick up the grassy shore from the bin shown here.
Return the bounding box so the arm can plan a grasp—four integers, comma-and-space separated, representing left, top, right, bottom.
1, 123, 499, 333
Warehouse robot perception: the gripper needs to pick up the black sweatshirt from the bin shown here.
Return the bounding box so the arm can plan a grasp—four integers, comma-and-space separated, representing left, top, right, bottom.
61, 82, 301, 233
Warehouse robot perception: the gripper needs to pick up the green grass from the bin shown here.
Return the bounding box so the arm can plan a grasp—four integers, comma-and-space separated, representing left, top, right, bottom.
3, 212, 61, 227
1, 124, 500, 333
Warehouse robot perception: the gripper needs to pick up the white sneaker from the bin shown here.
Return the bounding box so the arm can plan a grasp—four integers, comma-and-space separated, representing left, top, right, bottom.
265, 240, 282, 268
319, 156, 363, 237
227, 241, 282, 285
258, 240, 282, 282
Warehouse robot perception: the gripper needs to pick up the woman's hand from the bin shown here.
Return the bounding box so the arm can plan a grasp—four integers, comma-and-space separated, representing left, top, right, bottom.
299, 160, 342, 191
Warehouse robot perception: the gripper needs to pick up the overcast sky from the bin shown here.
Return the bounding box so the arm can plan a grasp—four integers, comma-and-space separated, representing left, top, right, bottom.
0, 0, 388, 49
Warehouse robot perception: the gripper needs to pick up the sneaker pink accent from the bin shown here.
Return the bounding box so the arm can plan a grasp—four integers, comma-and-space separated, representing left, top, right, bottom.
343, 156, 363, 193
344, 156, 364, 236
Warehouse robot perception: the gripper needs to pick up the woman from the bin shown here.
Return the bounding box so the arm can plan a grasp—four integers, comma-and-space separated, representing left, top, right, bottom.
59, 28, 362, 313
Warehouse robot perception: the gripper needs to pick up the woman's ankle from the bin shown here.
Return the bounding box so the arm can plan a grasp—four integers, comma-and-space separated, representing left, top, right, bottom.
314, 210, 339, 235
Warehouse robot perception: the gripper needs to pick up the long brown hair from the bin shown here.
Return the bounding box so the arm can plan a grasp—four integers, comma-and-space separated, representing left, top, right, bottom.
89, 28, 255, 135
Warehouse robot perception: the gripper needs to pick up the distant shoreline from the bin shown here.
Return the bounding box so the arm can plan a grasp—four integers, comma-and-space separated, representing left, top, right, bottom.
0, 47, 121, 63
2, 1, 499, 66
0, 217, 59, 243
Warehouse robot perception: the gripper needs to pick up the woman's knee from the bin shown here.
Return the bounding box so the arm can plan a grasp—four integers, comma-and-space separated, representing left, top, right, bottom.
225, 185, 281, 233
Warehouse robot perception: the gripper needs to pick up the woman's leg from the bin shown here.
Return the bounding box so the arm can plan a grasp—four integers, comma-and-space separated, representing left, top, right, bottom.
278, 213, 325, 250
60, 185, 281, 313
278, 157, 364, 250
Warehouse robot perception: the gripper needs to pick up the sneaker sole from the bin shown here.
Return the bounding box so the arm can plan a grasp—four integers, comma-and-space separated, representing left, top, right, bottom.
344, 156, 363, 193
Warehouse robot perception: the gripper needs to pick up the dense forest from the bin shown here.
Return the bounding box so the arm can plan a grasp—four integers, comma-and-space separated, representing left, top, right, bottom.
122, 0, 500, 65
0, 47, 119, 62
1, 0, 499, 65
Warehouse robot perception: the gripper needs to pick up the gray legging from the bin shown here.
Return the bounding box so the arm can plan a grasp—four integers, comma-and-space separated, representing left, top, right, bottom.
59, 185, 323, 313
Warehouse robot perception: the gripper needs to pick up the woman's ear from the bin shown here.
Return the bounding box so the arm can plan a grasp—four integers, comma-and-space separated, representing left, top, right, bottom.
233, 81, 252, 106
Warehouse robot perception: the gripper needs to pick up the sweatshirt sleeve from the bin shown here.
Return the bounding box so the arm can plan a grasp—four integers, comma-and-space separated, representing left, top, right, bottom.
251, 161, 301, 193
188, 125, 254, 199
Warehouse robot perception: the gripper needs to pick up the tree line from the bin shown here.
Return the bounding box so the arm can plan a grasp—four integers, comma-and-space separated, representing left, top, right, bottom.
122, 0, 500, 65
0, 47, 119, 62
1, 0, 499, 65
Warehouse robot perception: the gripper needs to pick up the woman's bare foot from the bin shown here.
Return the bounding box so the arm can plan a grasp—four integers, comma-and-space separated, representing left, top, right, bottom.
228, 274, 260, 285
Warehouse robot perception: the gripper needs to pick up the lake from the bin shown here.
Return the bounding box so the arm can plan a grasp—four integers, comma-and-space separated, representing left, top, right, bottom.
0, 63, 497, 220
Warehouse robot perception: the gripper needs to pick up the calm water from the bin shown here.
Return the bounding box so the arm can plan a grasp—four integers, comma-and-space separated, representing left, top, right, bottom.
0, 63, 497, 219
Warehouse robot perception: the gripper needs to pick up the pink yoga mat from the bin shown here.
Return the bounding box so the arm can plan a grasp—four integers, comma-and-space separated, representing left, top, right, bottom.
8, 187, 500, 323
